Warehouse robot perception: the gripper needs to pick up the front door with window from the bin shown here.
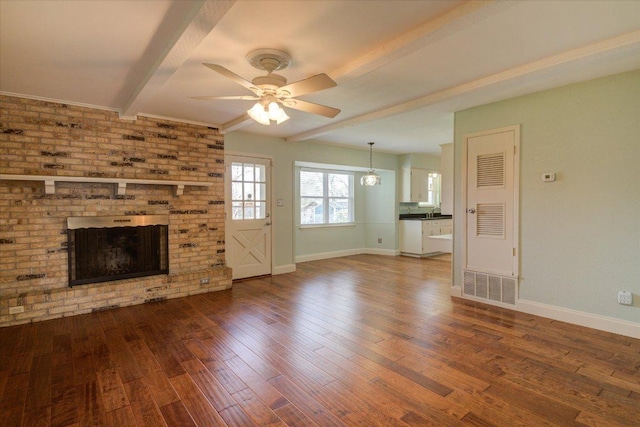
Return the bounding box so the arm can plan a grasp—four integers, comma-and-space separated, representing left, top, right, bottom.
225, 155, 272, 280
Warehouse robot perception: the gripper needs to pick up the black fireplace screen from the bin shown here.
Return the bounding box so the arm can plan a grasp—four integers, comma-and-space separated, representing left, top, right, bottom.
67, 215, 169, 287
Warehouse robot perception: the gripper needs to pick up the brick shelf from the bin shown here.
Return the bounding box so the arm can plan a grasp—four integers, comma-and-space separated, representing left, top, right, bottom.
0, 174, 213, 196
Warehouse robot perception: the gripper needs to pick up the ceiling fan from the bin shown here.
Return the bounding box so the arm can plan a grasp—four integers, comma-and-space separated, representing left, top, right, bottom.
192, 48, 340, 125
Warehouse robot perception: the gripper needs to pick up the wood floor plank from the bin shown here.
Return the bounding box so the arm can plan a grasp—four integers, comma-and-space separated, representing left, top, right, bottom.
102, 328, 144, 383
272, 402, 318, 427
21, 405, 50, 427
95, 367, 129, 412
24, 353, 51, 412
140, 368, 181, 408
50, 362, 77, 427
268, 374, 345, 427
2, 255, 640, 426
159, 401, 197, 427
231, 386, 287, 427
0, 373, 30, 427
76, 377, 108, 427
104, 405, 137, 427
181, 358, 238, 412
123, 378, 168, 427
223, 355, 288, 410
169, 373, 228, 426
218, 403, 260, 427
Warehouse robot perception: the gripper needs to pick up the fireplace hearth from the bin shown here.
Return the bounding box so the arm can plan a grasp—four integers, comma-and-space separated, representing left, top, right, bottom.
67, 215, 169, 286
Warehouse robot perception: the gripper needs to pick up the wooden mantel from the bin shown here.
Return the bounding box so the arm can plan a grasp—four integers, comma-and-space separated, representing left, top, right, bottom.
0, 174, 213, 196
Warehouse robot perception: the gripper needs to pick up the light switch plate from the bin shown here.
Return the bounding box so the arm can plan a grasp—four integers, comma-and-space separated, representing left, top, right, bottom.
542, 172, 556, 182
617, 291, 633, 305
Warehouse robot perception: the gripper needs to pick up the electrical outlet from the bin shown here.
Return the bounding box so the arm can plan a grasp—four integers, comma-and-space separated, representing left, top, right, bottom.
617, 291, 633, 306
378, 238, 383, 243
9, 306, 25, 314
200, 277, 210, 285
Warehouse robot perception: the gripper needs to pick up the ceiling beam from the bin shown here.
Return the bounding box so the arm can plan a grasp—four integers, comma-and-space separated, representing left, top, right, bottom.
283, 0, 514, 141
219, 113, 253, 134
120, 0, 236, 119
287, 30, 640, 143
330, 0, 514, 82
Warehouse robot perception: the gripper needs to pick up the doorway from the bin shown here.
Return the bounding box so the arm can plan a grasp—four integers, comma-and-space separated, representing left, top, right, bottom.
225, 154, 272, 280
462, 125, 520, 305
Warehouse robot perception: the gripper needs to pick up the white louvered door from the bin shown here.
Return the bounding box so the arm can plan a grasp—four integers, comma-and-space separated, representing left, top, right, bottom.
465, 126, 519, 278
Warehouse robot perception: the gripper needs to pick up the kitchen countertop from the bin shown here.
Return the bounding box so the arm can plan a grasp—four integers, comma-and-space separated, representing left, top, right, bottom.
399, 214, 452, 221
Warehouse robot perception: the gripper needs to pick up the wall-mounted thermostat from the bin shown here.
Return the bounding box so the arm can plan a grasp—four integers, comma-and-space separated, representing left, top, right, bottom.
542, 173, 556, 182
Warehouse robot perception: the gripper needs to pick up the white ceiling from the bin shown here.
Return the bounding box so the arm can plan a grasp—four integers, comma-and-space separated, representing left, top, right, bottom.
1, 0, 639, 154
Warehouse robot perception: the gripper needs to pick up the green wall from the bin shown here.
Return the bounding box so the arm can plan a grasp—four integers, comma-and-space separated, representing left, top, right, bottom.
225, 133, 400, 270
454, 69, 640, 323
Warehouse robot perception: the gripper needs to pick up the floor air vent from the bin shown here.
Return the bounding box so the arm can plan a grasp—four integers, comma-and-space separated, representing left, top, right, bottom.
463, 270, 517, 305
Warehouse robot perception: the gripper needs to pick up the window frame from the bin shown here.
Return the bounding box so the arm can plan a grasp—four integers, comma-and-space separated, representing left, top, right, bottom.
426, 171, 442, 208
299, 167, 355, 227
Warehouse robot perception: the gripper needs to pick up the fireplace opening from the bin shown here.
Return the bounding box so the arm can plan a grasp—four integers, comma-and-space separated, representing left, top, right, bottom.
67, 215, 169, 287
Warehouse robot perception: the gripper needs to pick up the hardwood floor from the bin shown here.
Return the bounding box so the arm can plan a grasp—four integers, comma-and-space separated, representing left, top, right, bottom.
1, 254, 639, 426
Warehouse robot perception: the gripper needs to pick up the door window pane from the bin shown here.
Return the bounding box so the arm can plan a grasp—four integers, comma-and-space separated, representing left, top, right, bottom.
231, 161, 268, 220
232, 201, 243, 220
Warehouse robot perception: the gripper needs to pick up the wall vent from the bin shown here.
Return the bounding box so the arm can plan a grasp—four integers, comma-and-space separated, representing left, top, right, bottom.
463, 270, 517, 305
477, 152, 505, 187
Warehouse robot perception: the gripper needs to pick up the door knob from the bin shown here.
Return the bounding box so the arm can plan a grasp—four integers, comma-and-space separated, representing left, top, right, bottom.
467, 208, 476, 214
265, 221, 272, 226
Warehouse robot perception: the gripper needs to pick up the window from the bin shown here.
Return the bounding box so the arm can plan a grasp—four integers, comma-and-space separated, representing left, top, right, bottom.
230, 161, 267, 220
427, 171, 441, 207
300, 168, 354, 225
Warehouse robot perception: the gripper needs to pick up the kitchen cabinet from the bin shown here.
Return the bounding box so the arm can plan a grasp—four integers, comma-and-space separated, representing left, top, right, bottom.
399, 218, 452, 255
410, 168, 429, 202
401, 167, 429, 202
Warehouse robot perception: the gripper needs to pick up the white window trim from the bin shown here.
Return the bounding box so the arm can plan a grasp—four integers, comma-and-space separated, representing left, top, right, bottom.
299, 167, 355, 227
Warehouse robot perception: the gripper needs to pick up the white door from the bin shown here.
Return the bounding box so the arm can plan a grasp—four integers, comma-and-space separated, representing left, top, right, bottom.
225, 155, 272, 279
464, 126, 519, 278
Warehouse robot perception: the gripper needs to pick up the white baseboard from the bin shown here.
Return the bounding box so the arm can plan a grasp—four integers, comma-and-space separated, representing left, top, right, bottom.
451, 287, 639, 339
517, 299, 640, 339
363, 248, 400, 256
295, 248, 399, 263
272, 264, 296, 275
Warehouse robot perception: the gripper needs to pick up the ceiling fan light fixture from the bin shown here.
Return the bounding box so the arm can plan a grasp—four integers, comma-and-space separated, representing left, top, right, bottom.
247, 102, 270, 125
268, 102, 289, 124
198, 48, 340, 126
361, 142, 381, 186
247, 101, 290, 125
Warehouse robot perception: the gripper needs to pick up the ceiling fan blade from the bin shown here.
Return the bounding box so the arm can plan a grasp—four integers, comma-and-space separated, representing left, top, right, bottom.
203, 63, 262, 95
190, 95, 260, 101
276, 73, 336, 98
283, 99, 340, 118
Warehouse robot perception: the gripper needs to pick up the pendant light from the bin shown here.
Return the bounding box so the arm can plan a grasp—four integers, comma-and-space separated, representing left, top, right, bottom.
361, 142, 381, 186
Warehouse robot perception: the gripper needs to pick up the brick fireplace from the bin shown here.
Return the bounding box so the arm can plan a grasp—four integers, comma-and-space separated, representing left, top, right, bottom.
0, 95, 231, 327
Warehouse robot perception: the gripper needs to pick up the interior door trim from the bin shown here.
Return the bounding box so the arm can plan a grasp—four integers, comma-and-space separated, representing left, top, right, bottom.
224, 151, 274, 278
461, 124, 520, 278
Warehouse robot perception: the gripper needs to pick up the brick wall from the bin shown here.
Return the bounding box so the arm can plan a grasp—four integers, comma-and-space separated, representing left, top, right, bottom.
0, 95, 231, 327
